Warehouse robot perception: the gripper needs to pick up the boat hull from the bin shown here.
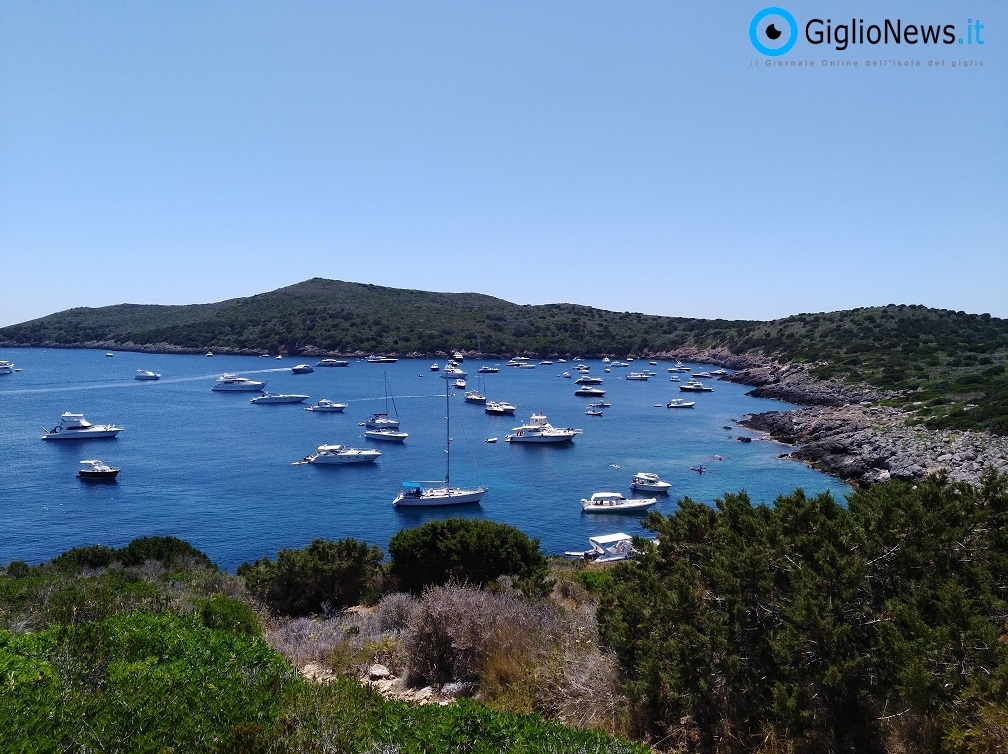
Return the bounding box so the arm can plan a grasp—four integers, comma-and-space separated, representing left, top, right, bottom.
77, 469, 120, 480
505, 433, 577, 443
394, 487, 486, 506
365, 430, 408, 443
310, 452, 380, 464
44, 428, 122, 440
581, 500, 657, 514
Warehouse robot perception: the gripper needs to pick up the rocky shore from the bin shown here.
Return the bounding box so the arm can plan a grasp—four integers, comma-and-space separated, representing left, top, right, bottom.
712, 354, 1007, 487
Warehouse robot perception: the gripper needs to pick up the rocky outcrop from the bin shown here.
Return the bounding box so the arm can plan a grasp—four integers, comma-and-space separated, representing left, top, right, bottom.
741, 404, 1008, 487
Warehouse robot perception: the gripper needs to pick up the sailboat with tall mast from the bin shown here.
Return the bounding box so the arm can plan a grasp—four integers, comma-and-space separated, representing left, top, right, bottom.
393, 379, 487, 507
363, 372, 401, 429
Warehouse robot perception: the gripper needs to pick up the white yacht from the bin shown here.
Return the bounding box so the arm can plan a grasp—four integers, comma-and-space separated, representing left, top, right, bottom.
316, 359, 350, 367
712, 369, 729, 376
430, 362, 440, 371
580, 492, 657, 514
575, 375, 603, 384
441, 366, 468, 378
464, 390, 487, 404
453, 378, 467, 389
574, 385, 606, 397
505, 412, 581, 443
693, 372, 714, 379
134, 369, 160, 380
669, 363, 691, 373
629, 472, 672, 493
626, 372, 651, 381
667, 398, 696, 408
301, 444, 381, 465
364, 372, 402, 429
393, 381, 486, 507
291, 364, 315, 374
484, 400, 516, 416
539, 360, 553, 365
250, 393, 309, 404
680, 380, 714, 392
477, 365, 499, 373
366, 355, 398, 363
452, 351, 465, 362
305, 399, 347, 413
0, 360, 15, 375
212, 374, 267, 391
43, 413, 123, 440
364, 427, 408, 442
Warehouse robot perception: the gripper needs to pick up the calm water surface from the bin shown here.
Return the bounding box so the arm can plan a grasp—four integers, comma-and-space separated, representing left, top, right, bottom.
0, 350, 851, 570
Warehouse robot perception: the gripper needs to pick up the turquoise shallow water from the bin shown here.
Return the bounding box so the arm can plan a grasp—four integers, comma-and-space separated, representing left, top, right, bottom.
0, 349, 851, 570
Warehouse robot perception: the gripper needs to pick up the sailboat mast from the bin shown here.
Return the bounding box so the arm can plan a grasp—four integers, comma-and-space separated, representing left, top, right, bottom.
445, 376, 450, 488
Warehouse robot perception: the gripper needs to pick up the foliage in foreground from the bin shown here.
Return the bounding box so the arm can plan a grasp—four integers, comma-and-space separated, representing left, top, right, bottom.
238, 537, 385, 617
0, 541, 645, 753
598, 471, 1008, 753
387, 518, 549, 595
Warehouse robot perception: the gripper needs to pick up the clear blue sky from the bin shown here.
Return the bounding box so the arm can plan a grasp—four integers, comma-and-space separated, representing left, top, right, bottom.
1, 1, 1004, 327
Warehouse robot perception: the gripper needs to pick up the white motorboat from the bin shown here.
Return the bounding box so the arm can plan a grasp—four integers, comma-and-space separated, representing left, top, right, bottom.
540, 360, 553, 365
77, 459, 120, 480
693, 372, 714, 379
441, 366, 468, 378
562, 372, 571, 379
557, 358, 567, 363
585, 408, 603, 417
206, 352, 214, 357
454, 378, 467, 389
250, 393, 309, 404
565, 533, 635, 562
364, 427, 408, 442
680, 380, 714, 392
430, 362, 440, 371
485, 400, 516, 416
366, 355, 397, 363
626, 372, 651, 381
464, 390, 487, 404
630, 472, 672, 493
301, 444, 381, 465
305, 399, 347, 413
452, 351, 465, 362
602, 357, 611, 363
519, 363, 537, 369
588, 400, 612, 408
670, 376, 681, 382
712, 369, 729, 376
580, 492, 657, 514
316, 359, 350, 367
105, 352, 114, 357
649, 361, 658, 366
291, 364, 315, 374
477, 365, 499, 373
393, 380, 486, 507
574, 385, 606, 397
575, 375, 603, 384
43, 413, 123, 440
667, 398, 696, 408
212, 374, 267, 391
505, 412, 581, 443
0, 360, 16, 375
669, 363, 691, 373
134, 369, 160, 380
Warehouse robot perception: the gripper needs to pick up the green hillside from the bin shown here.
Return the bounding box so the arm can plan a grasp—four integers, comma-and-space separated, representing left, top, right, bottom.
1, 279, 1005, 432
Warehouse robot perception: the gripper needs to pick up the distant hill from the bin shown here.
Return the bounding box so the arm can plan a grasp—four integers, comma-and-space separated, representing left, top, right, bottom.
1, 278, 1005, 433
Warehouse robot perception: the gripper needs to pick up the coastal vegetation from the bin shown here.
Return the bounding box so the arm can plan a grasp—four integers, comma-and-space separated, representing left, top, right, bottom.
1, 278, 1005, 433
4, 472, 1006, 752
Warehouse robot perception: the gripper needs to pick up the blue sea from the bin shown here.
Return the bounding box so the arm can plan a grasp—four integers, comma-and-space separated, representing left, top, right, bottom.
0, 349, 851, 570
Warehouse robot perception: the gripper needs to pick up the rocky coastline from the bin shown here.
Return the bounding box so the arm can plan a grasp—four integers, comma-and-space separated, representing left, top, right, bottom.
716, 356, 1007, 487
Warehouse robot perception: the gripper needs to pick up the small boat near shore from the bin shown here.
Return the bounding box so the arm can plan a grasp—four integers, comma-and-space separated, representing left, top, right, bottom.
679, 380, 713, 393
134, 369, 160, 380
316, 359, 350, 367
667, 399, 696, 408
565, 533, 636, 562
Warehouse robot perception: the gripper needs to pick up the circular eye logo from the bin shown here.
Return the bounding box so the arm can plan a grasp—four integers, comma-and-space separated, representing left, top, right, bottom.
749, 7, 798, 56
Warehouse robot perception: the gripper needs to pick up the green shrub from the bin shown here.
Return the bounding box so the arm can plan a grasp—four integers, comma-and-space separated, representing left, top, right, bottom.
200, 595, 260, 636
5, 561, 30, 578
388, 518, 547, 595
238, 538, 384, 617
116, 535, 215, 569
51, 544, 117, 573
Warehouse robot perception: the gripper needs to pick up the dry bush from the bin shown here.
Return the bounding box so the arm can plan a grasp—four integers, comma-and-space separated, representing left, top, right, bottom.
264, 616, 347, 668
400, 583, 630, 737
375, 592, 416, 634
